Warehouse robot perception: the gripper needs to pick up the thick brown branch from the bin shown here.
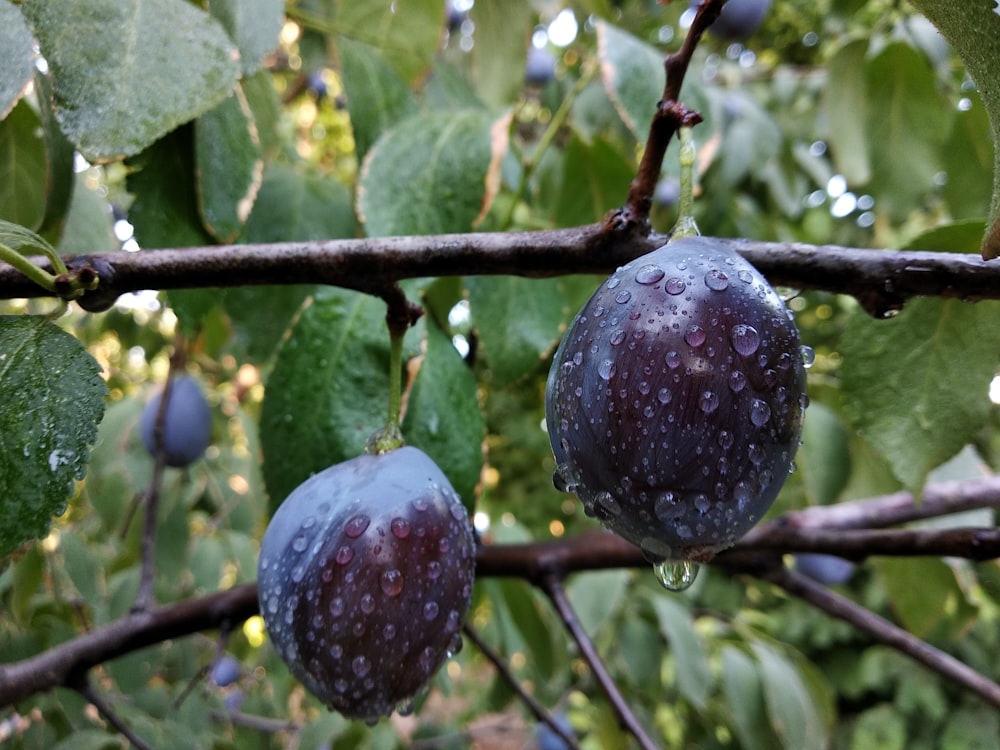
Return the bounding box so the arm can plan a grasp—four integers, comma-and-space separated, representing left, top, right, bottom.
3, 233, 1000, 314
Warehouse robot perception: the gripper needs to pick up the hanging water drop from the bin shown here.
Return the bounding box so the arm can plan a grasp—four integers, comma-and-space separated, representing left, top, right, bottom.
653, 560, 700, 591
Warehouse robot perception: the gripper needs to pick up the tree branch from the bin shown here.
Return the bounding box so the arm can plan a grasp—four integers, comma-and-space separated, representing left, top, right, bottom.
2, 232, 1000, 314
759, 565, 1000, 710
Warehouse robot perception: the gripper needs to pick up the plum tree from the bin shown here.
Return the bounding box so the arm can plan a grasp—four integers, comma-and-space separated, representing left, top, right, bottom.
257, 447, 476, 721
546, 236, 806, 565
139, 375, 212, 467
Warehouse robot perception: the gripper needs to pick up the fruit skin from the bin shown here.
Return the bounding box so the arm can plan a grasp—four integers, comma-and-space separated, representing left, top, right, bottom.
257, 446, 476, 721
694, 0, 771, 41
210, 655, 242, 687
139, 375, 212, 467
535, 713, 575, 750
793, 553, 855, 585
546, 235, 806, 562
525, 46, 557, 86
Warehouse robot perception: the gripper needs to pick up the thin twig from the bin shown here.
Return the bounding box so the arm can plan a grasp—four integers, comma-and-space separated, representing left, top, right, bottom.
541, 576, 661, 750
462, 623, 581, 750
759, 565, 1000, 709
76, 679, 154, 750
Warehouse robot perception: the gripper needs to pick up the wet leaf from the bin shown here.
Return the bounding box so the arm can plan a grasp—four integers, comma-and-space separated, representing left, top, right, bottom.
0, 2, 34, 119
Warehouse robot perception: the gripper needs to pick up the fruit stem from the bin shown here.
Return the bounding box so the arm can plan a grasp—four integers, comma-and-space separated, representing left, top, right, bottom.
670, 126, 701, 239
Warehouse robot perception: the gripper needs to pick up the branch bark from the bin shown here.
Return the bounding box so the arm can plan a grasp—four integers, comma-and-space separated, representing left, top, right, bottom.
3, 230, 1000, 316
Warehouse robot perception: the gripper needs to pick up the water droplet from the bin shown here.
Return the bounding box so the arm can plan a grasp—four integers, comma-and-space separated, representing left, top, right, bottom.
737, 269, 753, 284
301, 516, 317, 529
653, 560, 700, 591
699, 391, 719, 413
381, 568, 404, 596
657, 387, 672, 404
329, 597, 345, 617
291, 564, 305, 583
801, 345, 815, 368
335, 545, 354, 565
607, 276, 621, 290
292, 534, 308, 552
665, 277, 687, 295
423, 601, 439, 621
390, 517, 411, 539
345, 515, 370, 538
553, 465, 576, 492
427, 560, 442, 579
597, 491, 622, 515
598, 359, 616, 380
360, 593, 376, 614
685, 326, 706, 348
750, 399, 771, 427
384, 623, 397, 640
636, 264, 665, 285
730, 324, 760, 357
705, 269, 729, 290
352, 655, 371, 678
615, 290, 632, 304
665, 351, 682, 369
610, 329, 626, 346
694, 494, 711, 513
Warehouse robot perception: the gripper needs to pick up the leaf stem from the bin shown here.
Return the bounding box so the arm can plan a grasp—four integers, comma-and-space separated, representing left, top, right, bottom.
0, 243, 57, 293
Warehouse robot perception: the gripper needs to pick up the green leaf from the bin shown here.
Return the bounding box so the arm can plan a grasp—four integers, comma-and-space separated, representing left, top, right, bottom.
336, 35, 417, 161
240, 69, 283, 161
0, 99, 47, 230
798, 401, 851, 506
0, 2, 34, 119
56, 173, 118, 255
358, 109, 507, 237
467, 0, 533, 109
595, 21, 662, 140
864, 42, 950, 220
334, 0, 443, 84
208, 0, 283, 77
751, 640, 825, 750
942, 92, 995, 221
646, 595, 711, 709
259, 288, 421, 508
821, 39, 871, 185
720, 645, 780, 750
0, 316, 107, 557
35, 70, 78, 246
907, 0, 1000, 257
850, 704, 907, 750
221, 163, 357, 363
841, 297, 1000, 491
566, 569, 630, 635
466, 276, 568, 385
402, 320, 484, 509
550, 135, 634, 226
874, 557, 963, 638
195, 87, 264, 243
23, 0, 241, 162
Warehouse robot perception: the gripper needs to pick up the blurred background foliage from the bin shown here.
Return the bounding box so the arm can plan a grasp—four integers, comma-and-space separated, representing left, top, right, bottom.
1, 0, 999, 747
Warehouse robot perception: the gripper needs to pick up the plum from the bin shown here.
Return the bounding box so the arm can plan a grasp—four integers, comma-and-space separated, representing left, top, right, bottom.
793, 553, 855, 585
210, 655, 242, 687
693, 0, 772, 41
139, 375, 212, 467
546, 236, 806, 563
257, 446, 476, 721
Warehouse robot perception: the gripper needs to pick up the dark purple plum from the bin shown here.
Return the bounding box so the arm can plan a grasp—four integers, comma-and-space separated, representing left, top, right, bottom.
793, 553, 855, 585
210, 655, 242, 687
139, 375, 212, 467
692, 0, 772, 41
546, 235, 806, 562
257, 446, 476, 721
525, 46, 557, 86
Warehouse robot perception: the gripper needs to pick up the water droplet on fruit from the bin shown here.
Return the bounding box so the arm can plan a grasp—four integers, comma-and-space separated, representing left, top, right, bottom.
598, 359, 616, 380
360, 593, 375, 614
344, 515, 370, 538
729, 370, 746, 392
610, 329, 626, 346
292, 534, 308, 552
801, 345, 815, 368
705, 269, 729, 290
750, 399, 771, 427
737, 269, 753, 284
597, 491, 622, 515
335, 545, 353, 565
653, 560, 700, 591
615, 290, 632, 304
291, 564, 305, 583
699, 391, 719, 413
423, 601, 439, 621
665, 277, 686, 295
607, 276, 621, 290
685, 326, 706, 347
730, 324, 760, 356
635, 264, 665, 284
302, 516, 316, 529
665, 351, 681, 369
380, 568, 404, 596
383, 623, 397, 640
657, 387, 672, 404
390, 517, 411, 539
352, 656, 371, 678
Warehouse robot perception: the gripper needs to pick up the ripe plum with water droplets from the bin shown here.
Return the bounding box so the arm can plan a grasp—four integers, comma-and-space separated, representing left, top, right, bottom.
257, 446, 475, 721
546, 236, 806, 562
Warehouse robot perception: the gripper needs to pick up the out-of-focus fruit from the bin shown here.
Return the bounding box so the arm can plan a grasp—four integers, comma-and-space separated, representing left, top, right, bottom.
793, 553, 856, 585
139, 375, 212, 467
